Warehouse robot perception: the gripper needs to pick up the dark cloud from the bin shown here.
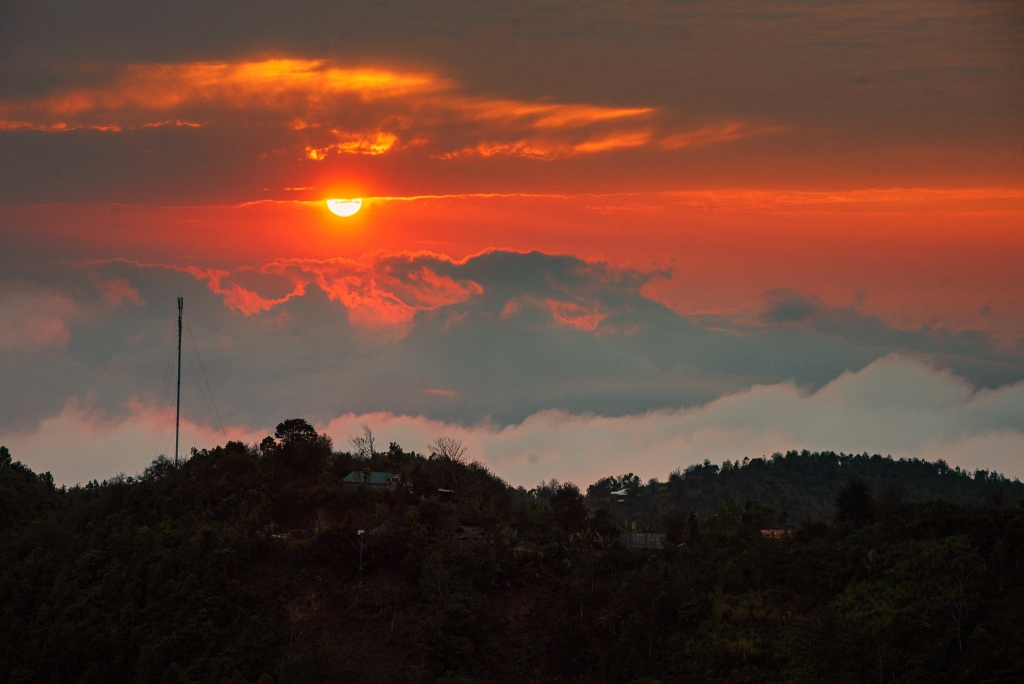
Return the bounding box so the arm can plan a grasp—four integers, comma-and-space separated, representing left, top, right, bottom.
1, 251, 1021, 437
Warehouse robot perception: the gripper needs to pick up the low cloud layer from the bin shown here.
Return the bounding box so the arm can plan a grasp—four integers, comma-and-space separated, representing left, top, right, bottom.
5, 355, 1023, 487
2, 249, 1021, 438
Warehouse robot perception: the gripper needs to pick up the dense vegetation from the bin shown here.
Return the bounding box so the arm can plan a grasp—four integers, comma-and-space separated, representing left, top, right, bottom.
2, 428, 1023, 683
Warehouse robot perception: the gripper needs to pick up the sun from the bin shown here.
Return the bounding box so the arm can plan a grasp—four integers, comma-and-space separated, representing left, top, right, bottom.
326, 198, 362, 217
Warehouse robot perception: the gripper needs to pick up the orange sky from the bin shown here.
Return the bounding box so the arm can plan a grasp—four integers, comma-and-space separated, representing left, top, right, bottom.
0, 2, 1020, 353
5, 186, 1023, 342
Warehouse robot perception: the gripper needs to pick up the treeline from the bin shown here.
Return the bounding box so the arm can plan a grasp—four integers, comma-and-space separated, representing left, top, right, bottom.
585, 450, 1024, 529
1, 429, 1023, 683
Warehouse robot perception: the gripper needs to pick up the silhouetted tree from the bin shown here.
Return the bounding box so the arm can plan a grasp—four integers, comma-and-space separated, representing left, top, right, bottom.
429, 436, 467, 463
275, 418, 317, 446
349, 422, 377, 458
836, 478, 876, 522
273, 418, 331, 482
550, 483, 588, 533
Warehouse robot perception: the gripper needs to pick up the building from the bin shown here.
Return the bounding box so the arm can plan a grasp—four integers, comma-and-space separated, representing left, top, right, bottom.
342, 470, 401, 491
621, 532, 666, 550
759, 529, 793, 539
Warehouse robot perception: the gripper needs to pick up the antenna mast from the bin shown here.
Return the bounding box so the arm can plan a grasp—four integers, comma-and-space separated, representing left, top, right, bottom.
175, 297, 183, 466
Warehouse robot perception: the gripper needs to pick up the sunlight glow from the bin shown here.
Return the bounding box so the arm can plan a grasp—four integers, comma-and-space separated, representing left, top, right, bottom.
326, 198, 362, 217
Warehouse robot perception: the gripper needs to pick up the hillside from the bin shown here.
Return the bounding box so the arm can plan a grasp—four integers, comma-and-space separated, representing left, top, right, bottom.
585, 450, 1024, 529
1, 431, 1023, 683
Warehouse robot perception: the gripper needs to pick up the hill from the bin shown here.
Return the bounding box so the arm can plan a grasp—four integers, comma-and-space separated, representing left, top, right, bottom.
1, 431, 1023, 683
584, 449, 1024, 529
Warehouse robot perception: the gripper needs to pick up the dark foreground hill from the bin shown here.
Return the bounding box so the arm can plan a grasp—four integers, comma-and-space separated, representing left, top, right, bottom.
1, 430, 1023, 684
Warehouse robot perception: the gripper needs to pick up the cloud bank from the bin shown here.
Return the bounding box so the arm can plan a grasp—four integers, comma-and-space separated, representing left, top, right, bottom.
5, 355, 1023, 487
1, 249, 1021, 435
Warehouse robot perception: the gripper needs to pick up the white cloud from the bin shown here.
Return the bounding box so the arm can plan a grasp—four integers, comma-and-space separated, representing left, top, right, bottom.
3, 354, 1022, 487
0, 399, 265, 485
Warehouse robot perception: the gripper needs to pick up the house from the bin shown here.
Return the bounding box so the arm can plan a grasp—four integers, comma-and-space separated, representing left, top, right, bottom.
342, 470, 401, 491
609, 488, 630, 502
621, 532, 666, 550
760, 529, 793, 539
456, 525, 484, 541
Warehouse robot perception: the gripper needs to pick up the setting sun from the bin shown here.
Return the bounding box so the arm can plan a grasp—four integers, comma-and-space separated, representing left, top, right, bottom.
326, 198, 362, 217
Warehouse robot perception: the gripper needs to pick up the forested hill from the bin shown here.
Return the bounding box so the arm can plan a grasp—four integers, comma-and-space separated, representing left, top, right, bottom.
1, 433, 1024, 683
584, 450, 1024, 527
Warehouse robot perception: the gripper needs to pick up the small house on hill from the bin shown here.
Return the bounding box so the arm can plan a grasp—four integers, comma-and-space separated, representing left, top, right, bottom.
760, 529, 793, 539
342, 470, 401, 491
622, 532, 666, 551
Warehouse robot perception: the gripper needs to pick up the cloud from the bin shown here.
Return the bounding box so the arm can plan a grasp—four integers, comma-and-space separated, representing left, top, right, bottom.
659, 121, 787, 149
5, 355, 1023, 487
0, 288, 78, 353
149, 252, 487, 328
0, 58, 660, 161
1, 0, 1019, 203
1, 249, 1021, 441
272, 254, 485, 329
0, 57, 785, 165
186, 265, 307, 315
0, 397, 265, 485
320, 355, 1024, 487
0, 60, 446, 123
96, 277, 144, 307
437, 130, 655, 160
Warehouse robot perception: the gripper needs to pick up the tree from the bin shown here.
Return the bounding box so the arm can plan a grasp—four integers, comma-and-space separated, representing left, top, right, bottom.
428, 436, 467, 463
275, 418, 318, 447
836, 479, 876, 522
274, 418, 331, 482
427, 437, 480, 502
550, 483, 588, 533
349, 423, 377, 458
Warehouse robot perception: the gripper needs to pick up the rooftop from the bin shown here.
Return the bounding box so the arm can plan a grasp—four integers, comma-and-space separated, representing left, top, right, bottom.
342, 471, 395, 486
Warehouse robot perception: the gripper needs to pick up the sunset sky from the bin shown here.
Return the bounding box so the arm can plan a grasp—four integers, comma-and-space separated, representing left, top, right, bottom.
2, 0, 1023, 485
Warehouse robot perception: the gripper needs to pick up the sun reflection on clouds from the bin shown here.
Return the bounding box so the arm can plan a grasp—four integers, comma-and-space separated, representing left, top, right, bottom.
0, 57, 784, 163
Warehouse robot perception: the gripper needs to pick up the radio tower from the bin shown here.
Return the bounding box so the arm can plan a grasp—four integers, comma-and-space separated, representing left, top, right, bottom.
175, 297, 183, 466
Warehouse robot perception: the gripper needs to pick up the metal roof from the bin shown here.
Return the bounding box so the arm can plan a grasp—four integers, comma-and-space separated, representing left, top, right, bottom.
342, 471, 395, 485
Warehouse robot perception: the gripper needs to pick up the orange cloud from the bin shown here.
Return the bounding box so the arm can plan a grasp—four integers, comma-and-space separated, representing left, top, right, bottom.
270, 255, 483, 329
547, 299, 609, 331
449, 98, 653, 129
305, 131, 399, 159
0, 119, 203, 132
76, 259, 308, 316
659, 121, 787, 149
7, 60, 443, 120
102, 251, 648, 336
89, 254, 482, 331
0, 58, 772, 161
184, 266, 308, 316
440, 130, 653, 160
